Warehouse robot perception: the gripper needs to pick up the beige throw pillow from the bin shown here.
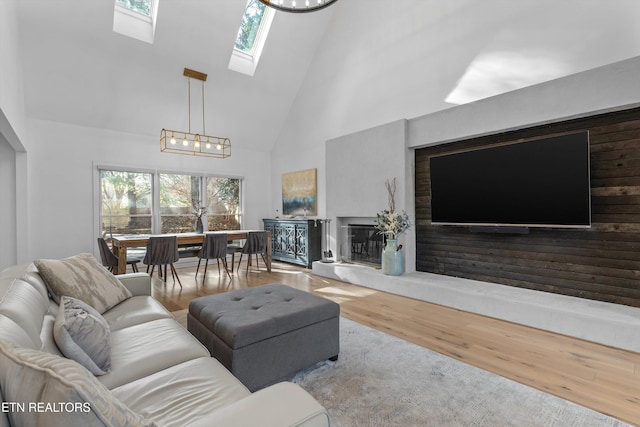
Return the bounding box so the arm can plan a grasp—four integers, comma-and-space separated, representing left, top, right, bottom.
0, 340, 157, 427
35, 253, 132, 313
54, 296, 112, 375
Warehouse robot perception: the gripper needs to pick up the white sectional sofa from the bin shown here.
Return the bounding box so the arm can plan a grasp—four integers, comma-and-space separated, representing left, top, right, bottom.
0, 257, 330, 427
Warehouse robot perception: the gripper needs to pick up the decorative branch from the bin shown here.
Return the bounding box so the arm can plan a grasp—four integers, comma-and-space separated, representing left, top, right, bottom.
386, 178, 396, 212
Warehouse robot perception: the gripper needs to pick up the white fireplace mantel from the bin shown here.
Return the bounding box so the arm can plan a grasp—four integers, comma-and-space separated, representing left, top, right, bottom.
325, 119, 415, 273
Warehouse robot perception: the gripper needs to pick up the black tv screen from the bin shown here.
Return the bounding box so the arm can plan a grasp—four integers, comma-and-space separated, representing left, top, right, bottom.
429, 131, 591, 228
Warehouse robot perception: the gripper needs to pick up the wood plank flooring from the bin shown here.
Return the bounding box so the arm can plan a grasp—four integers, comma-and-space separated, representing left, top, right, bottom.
151, 261, 640, 425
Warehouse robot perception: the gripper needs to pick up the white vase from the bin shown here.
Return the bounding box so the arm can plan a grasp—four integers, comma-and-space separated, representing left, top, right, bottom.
381, 239, 404, 276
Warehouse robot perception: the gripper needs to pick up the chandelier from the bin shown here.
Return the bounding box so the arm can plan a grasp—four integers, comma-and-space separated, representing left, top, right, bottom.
258, 0, 338, 13
160, 68, 231, 158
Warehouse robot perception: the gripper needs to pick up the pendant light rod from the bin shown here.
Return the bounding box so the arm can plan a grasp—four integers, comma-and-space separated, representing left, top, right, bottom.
187, 76, 191, 133
202, 79, 205, 135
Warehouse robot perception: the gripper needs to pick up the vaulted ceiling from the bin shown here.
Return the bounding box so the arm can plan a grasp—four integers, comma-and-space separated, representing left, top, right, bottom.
16, 0, 334, 152
14, 1, 640, 154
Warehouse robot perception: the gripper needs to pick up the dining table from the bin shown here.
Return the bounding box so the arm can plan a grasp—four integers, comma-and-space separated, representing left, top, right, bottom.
111, 230, 271, 275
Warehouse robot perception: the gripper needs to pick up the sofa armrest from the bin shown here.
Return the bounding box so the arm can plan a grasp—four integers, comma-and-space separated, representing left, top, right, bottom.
117, 273, 152, 296
193, 382, 329, 427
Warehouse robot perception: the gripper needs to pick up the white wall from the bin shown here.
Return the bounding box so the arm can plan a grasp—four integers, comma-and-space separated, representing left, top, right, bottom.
0, 0, 29, 270
0, 137, 17, 268
326, 121, 408, 219
270, 0, 453, 217
270, 0, 640, 220
0, 0, 26, 149
25, 119, 271, 261
409, 56, 640, 148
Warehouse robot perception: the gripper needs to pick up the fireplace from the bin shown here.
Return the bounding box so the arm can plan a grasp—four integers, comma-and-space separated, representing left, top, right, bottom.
339, 223, 383, 267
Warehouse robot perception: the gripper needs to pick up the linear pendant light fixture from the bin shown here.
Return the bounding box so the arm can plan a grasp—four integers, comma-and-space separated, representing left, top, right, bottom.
160, 68, 231, 158
258, 0, 338, 13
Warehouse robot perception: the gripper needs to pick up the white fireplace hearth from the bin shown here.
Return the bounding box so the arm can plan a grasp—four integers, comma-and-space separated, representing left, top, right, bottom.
311, 261, 640, 353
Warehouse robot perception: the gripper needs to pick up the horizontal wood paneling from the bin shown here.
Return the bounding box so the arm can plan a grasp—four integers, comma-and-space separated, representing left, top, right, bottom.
415, 107, 640, 307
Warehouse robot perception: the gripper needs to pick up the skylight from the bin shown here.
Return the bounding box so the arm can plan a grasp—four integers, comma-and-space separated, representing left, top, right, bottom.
235, 0, 267, 54
229, 0, 275, 76
113, 0, 158, 44
115, 0, 152, 17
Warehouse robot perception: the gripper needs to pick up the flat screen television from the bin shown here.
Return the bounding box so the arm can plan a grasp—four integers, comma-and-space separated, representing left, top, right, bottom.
429, 131, 591, 229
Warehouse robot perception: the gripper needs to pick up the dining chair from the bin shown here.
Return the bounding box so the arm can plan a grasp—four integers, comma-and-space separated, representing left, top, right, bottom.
237, 231, 268, 273
226, 240, 243, 272
196, 233, 232, 280
97, 237, 141, 273
143, 236, 182, 287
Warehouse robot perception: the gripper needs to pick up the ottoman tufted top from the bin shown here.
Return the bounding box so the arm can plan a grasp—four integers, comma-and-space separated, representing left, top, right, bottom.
188, 284, 340, 349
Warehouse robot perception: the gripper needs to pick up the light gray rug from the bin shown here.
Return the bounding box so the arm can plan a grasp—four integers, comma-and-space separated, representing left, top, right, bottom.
291, 318, 629, 427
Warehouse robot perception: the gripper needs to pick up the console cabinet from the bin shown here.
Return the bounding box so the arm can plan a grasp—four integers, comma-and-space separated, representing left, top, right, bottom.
263, 219, 322, 268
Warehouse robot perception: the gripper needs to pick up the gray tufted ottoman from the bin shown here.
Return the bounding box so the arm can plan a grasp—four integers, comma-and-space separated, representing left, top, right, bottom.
187, 283, 340, 391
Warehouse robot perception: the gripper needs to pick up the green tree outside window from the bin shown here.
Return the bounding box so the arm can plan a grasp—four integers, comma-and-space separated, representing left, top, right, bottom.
116, 0, 151, 16
235, 0, 267, 53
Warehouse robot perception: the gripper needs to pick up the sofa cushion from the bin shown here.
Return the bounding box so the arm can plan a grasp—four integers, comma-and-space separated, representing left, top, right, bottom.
0, 278, 50, 350
111, 357, 250, 427
20, 263, 52, 303
54, 296, 112, 375
103, 296, 173, 331
98, 318, 210, 389
0, 315, 35, 349
34, 253, 132, 313
0, 340, 157, 427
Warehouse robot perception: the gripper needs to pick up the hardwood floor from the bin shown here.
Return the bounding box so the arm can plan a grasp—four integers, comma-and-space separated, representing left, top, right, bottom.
152, 261, 640, 425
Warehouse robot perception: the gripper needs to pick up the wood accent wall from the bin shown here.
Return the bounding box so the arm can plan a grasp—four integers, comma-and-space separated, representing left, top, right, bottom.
415, 107, 640, 307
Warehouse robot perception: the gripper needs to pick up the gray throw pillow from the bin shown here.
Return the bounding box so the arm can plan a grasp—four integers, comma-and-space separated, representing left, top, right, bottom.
0, 340, 157, 427
54, 296, 112, 375
35, 253, 132, 313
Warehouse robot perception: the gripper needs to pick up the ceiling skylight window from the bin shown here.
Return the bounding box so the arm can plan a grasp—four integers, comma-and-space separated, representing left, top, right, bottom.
235, 0, 266, 54
229, 0, 275, 76
116, 0, 151, 16
113, 0, 159, 44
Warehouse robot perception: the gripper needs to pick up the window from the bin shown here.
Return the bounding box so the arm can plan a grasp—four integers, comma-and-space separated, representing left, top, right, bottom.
235, 0, 267, 54
115, 0, 152, 16
113, 0, 159, 44
98, 167, 242, 237
229, 0, 275, 76
206, 177, 242, 231
100, 170, 153, 239
159, 173, 202, 234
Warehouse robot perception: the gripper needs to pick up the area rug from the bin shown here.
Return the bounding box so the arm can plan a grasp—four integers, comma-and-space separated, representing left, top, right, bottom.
171, 310, 627, 426
289, 317, 629, 427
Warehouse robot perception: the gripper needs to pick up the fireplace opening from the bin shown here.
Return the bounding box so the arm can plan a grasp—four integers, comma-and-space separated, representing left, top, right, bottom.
340, 224, 383, 267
